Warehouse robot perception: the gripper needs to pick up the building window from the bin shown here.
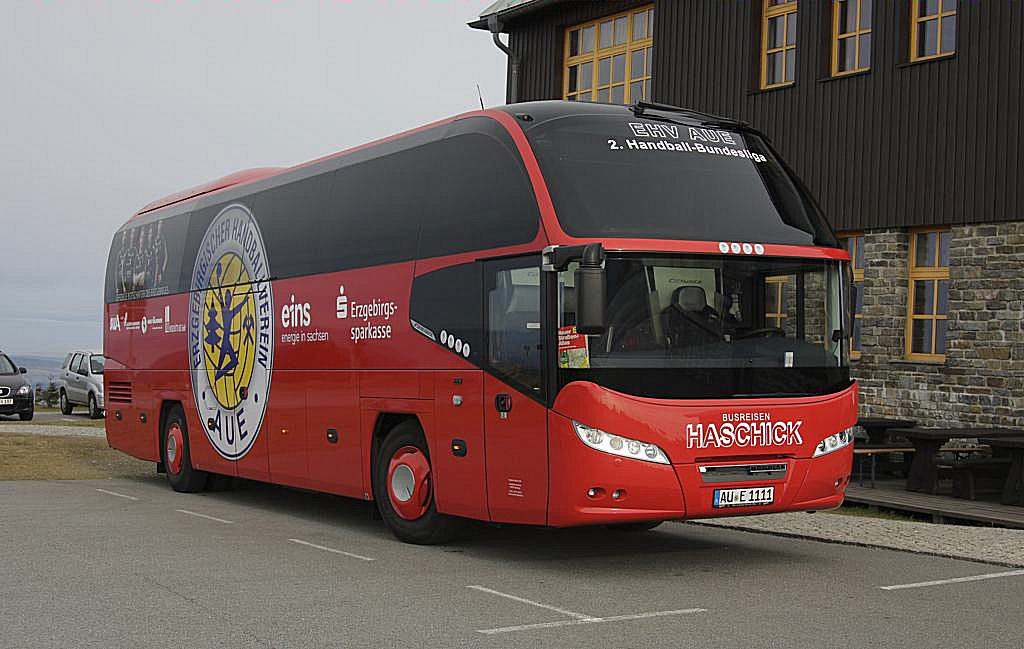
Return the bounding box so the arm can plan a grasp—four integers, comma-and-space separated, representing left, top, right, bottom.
910, 0, 956, 61
761, 0, 797, 89
765, 276, 789, 329
563, 6, 653, 104
832, 0, 872, 75
840, 233, 865, 358
906, 228, 951, 361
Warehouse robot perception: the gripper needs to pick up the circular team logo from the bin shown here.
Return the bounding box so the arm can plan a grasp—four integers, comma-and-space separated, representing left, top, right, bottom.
188, 204, 273, 460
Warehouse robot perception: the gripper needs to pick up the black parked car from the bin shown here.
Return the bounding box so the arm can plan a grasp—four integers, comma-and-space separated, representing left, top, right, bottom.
0, 351, 33, 421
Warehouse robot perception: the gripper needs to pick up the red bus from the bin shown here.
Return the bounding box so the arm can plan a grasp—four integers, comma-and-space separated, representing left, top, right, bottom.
104, 101, 856, 544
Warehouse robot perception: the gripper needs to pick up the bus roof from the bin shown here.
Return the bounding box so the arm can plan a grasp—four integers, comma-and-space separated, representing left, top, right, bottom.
133, 167, 285, 218
127, 103, 724, 223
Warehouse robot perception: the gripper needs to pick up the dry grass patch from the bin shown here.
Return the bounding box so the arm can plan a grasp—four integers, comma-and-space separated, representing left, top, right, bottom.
0, 414, 105, 428
0, 432, 152, 480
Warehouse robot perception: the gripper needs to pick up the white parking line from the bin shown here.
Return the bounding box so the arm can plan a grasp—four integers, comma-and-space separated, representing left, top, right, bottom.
467, 585, 597, 620
477, 608, 707, 635
467, 585, 705, 635
881, 569, 1024, 591
288, 538, 375, 562
95, 488, 139, 501
175, 509, 233, 524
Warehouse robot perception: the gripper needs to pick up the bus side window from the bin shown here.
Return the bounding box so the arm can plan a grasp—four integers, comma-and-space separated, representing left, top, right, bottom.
486, 260, 542, 395
409, 262, 483, 363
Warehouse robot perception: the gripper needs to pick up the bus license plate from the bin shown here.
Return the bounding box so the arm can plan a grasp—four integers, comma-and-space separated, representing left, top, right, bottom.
713, 486, 774, 508
0, 398, 13, 405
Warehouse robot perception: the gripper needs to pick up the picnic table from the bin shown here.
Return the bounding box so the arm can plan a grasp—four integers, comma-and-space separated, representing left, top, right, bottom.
980, 436, 1024, 506
856, 417, 916, 445
854, 445, 915, 487
890, 427, 1024, 494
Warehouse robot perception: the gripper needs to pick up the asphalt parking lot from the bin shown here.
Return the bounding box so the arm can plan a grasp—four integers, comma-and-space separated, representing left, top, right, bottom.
3, 477, 1024, 649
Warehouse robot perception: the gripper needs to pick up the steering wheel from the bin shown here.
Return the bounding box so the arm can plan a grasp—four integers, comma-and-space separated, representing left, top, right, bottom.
736, 327, 786, 340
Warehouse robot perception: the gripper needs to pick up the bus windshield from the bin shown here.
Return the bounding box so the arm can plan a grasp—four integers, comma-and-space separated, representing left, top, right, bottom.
557, 255, 850, 400
527, 114, 837, 247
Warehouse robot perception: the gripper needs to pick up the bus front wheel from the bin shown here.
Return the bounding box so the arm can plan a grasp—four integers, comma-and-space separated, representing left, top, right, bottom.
162, 404, 208, 493
373, 419, 461, 545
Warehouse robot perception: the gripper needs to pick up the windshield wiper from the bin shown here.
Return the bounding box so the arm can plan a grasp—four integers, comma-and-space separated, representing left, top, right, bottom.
631, 100, 733, 123
629, 101, 771, 142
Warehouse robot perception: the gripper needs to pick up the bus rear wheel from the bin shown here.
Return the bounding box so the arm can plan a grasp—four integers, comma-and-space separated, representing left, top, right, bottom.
162, 404, 207, 493
373, 420, 461, 545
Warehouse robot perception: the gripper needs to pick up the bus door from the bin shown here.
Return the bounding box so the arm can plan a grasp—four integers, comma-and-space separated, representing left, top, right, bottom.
482, 259, 548, 525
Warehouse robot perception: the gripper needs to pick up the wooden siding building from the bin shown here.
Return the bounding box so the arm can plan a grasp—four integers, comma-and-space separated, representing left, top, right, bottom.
470, 0, 1024, 428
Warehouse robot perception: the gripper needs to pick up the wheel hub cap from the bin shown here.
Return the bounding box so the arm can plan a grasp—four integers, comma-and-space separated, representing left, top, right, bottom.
166, 424, 184, 475
391, 465, 415, 502
387, 446, 432, 521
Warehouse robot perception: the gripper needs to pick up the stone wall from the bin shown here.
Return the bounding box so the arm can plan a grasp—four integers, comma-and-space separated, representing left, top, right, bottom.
852, 223, 1024, 428
776, 270, 827, 344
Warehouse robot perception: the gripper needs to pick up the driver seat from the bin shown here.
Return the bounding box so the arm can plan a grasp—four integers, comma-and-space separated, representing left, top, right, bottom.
662, 286, 720, 347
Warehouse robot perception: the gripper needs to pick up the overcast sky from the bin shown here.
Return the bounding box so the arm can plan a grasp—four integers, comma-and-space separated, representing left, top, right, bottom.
0, 0, 506, 357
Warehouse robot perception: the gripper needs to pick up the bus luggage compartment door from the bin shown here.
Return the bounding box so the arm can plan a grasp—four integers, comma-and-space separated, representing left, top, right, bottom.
306, 371, 362, 498
432, 371, 487, 520
267, 374, 308, 487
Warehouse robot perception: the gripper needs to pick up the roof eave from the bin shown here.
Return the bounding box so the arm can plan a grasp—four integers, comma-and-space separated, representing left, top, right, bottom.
468, 0, 554, 31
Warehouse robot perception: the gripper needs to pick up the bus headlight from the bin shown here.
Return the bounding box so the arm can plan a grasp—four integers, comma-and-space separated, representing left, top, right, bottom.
812, 427, 854, 457
572, 421, 670, 464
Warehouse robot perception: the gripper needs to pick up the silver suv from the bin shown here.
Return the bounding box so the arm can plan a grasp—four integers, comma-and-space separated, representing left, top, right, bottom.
59, 351, 105, 419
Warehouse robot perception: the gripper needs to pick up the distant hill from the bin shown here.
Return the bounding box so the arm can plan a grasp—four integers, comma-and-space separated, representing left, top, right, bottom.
3, 354, 66, 388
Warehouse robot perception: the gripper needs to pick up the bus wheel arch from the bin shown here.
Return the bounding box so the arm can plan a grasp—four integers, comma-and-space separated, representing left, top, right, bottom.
156, 400, 176, 472
369, 413, 418, 494
159, 401, 207, 493
371, 416, 461, 544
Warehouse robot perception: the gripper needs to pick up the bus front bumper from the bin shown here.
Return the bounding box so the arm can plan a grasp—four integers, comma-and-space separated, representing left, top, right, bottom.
547, 422, 852, 527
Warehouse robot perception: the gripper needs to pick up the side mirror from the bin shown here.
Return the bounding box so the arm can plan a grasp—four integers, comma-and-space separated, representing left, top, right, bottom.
574, 243, 606, 336
19, 367, 27, 374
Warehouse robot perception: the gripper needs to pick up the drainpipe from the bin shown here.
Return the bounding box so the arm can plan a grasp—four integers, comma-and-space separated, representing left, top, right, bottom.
488, 14, 520, 104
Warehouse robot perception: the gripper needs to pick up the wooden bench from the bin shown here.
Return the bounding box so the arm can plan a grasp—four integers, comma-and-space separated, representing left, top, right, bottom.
889, 428, 1024, 494
943, 457, 1012, 500
980, 436, 1024, 506
854, 446, 988, 489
